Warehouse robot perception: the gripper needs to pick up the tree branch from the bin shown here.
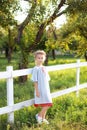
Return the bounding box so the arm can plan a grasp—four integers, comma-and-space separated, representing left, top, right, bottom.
16, 1, 37, 43
33, 0, 66, 46
16, 0, 67, 51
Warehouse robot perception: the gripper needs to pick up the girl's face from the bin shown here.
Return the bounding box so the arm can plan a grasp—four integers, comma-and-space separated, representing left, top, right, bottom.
35, 54, 45, 66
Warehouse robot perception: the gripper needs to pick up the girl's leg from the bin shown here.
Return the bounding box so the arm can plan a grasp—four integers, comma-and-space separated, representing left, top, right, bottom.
36, 106, 50, 124
38, 106, 50, 119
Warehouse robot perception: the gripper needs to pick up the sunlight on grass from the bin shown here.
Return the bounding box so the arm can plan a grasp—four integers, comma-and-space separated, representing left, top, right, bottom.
49, 68, 76, 92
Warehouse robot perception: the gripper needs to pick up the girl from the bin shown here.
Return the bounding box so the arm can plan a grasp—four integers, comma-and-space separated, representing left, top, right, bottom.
31, 50, 52, 124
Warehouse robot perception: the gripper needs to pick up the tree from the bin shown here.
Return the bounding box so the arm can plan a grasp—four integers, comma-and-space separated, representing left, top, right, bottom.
0, 0, 20, 62
46, 25, 58, 59
16, 0, 66, 45
55, 6, 87, 57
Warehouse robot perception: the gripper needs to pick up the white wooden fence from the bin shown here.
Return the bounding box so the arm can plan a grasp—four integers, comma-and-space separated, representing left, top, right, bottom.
0, 60, 87, 123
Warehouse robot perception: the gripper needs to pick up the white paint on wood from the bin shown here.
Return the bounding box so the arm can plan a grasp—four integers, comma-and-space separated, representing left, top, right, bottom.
6, 66, 14, 123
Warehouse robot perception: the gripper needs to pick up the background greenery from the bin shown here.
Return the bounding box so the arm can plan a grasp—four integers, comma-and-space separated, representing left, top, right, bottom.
0, 0, 87, 129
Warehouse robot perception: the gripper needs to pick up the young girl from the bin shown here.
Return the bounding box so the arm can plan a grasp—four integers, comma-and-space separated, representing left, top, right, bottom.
31, 50, 52, 124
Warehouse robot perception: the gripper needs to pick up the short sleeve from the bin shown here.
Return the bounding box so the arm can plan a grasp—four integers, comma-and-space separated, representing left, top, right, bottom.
31, 67, 38, 82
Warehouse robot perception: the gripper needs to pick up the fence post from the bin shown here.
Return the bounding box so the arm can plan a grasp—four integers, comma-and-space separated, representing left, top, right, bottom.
76, 60, 80, 97
6, 66, 14, 123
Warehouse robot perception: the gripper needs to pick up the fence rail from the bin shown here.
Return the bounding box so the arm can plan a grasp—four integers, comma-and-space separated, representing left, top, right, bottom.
0, 60, 87, 123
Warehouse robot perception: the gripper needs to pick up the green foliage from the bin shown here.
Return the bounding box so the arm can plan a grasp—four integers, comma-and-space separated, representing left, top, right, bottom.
45, 25, 58, 52
0, 27, 7, 49
66, 0, 87, 14
56, 11, 87, 56
33, 0, 58, 24
0, 0, 19, 27
14, 79, 33, 103
21, 23, 38, 48
45, 39, 57, 51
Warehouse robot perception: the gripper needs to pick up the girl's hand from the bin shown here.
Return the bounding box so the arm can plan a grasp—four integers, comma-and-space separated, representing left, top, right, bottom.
34, 82, 40, 97
36, 90, 40, 97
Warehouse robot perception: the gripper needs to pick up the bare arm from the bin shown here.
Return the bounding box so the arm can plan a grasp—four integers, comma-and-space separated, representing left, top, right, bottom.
34, 82, 40, 97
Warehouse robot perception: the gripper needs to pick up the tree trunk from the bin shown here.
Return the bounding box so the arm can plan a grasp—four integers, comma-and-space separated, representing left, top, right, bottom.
5, 46, 8, 58
84, 51, 87, 61
18, 49, 29, 83
45, 52, 49, 65
7, 47, 12, 63
5, 46, 12, 63
19, 62, 28, 83
52, 49, 56, 59
7, 28, 13, 63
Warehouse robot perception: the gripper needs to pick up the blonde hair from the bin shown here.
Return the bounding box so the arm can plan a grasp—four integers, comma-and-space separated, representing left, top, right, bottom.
34, 50, 46, 58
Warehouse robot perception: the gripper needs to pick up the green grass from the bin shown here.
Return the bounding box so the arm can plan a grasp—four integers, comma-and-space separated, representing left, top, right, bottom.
0, 52, 87, 130
0, 89, 87, 130
48, 54, 85, 65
